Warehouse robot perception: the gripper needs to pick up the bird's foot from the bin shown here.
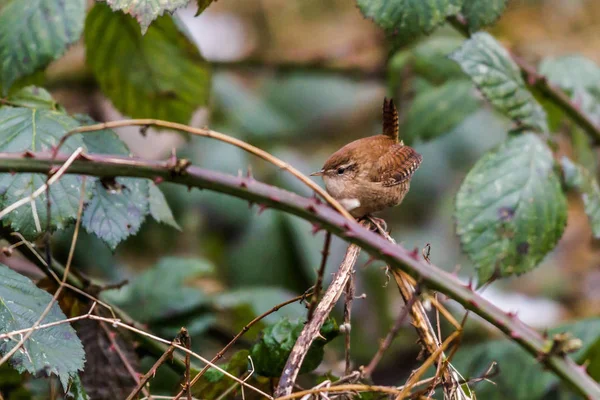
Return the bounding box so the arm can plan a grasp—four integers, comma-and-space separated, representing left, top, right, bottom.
364, 215, 388, 234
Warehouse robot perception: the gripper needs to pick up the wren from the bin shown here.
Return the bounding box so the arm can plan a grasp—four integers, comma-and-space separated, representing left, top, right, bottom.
311, 98, 422, 218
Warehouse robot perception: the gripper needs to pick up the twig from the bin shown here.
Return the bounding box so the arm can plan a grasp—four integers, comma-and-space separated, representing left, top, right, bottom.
172, 290, 313, 399
307, 231, 332, 321
54, 120, 353, 220
343, 271, 355, 375
362, 290, 420, 378
1, 152, 599, 399
0, 147, 83, 222
447, 14, 600, 144
0, 176, 86, 367
125, 330, 180, 400
275, 240, 363, 396
181, 328, 192, 400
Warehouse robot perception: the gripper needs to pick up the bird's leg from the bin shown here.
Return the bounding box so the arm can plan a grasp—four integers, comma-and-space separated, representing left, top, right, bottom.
364, 215, 388, 234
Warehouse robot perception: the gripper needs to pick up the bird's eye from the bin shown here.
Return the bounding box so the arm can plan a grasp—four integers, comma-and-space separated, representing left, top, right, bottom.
337, 167, 345, 175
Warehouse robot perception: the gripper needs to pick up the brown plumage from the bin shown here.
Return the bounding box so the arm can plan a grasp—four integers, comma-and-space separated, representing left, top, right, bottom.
312, 98, 422, 218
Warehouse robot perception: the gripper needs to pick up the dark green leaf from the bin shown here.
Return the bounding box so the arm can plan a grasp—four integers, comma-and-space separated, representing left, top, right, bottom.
0, 0, 85, 94
356, 0, 461, 44
6, 86, 63, 111
103, 257, 213, 322
0, 265, 85, 389
461, 0, 508, 32
450, 32, 549, 132
540, 55, 600, 95
403, 80, 480, 142
66, 375, 89, 400
85, 4, 210, 123
455, 133, 567, 282
249, 318, 338, 377
561, 157, 600, 238
196, 0, 215, 16
149, 183, 181, 230
98, 0, 192, 34
76, 115, 130, 156
82, 178, 149, 249
452, 318, 600, 400
571, 128, 597, 173
412, 36, 466, 83
0, 107, 90, 238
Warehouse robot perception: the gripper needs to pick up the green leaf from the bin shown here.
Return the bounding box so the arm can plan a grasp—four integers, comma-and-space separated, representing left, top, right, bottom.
452, 318, 600, 400
450, 32, 549, 132
193, 350, 250, 399
103, 257, 213, 323
98, 0, 191, 34
82, 178, 149, 249
461, 0, 508, 32
560, 157, 600, 238
249, 317, 339, 377
149, 183, 181, 230
0, 0, 85, 94
540, 55, 600, 95
455, 133, 567, 282
0, 107, 90, 238
403, 80, 480, 142
0, 265, 85, 389
85, 3, 210, 123
196, 0, 215, 16
412, 36, 466, 83
6, 86, 63, 111
66, 375, 89, 400
76, 115, 130, 156
356, 0, 461, 44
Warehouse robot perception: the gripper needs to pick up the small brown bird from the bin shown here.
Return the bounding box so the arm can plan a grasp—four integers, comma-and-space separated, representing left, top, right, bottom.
311, 98, 422, 218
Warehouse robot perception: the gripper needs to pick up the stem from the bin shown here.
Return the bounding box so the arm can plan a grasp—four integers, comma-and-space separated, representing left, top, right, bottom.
448, 14, 600, 144
0, 152, 598, 399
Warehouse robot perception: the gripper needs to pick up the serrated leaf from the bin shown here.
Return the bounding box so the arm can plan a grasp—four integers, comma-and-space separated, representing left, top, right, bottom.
451, 32, 549, 132
196, 0, 215, 16
356, 0, 461, 44
67, 375, 90, 400
540, 55, 600, 95
0, 107, 90, 238
149, 183, 181, 230
6, 86, 63, 111
404, 80, 480, 142
452, 318, 600, 400
76, 115, 130, 156
560, 157, 600, 238
100, 0, 191, 33
0, 0, 85, 94
85, 3, 210, 123
249, 318, 338, 377
0, 265, 85, 389
82, 178, 149, 249
455, 133, 567, 282
103, 257, 213, 323
461, 0, 508, 32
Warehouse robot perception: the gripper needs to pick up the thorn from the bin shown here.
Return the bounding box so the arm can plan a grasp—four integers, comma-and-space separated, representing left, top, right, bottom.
306, 204, 317, 213
153, 176, 164, 185
408, 247, 419, 260
315, 332, 327, 341
465, 277, 474, 290
257, 204, 268, 215
22, 150, 35, 158
363, 255, 377, 268
139, 125, 150, 137
246, 166, 254, 179
510, 331, 520, 339
507, 310, 518, 319
311, 223, 323, 235
240, 179, 248, 188
2, 247, 13, 257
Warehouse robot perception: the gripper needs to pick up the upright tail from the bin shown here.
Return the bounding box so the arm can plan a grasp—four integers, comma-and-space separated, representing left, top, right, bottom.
382, 97, 399, 142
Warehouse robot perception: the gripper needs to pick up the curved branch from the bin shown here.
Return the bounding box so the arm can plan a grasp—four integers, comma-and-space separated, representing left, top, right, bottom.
0, 151, 598, 399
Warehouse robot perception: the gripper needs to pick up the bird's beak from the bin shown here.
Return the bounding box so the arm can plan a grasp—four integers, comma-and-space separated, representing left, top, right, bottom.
310, 170, 324, 177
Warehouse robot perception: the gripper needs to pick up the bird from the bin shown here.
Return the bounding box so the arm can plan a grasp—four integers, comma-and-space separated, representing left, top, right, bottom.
311, 98, 422, 219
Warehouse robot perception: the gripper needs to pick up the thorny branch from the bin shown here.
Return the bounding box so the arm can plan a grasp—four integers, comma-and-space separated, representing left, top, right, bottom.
307, 231, 332, 321
0, 152, 598, 398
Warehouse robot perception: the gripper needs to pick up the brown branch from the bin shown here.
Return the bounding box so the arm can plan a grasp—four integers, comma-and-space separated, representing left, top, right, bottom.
181, 328, 192, 400
1, 152, 598, 399
275, 241, 363, 396
307, 231, 332, 321
343, 271, 355, 375
448, 14, 600, 144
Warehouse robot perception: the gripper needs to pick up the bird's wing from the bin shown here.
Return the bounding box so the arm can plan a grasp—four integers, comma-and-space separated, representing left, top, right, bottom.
371, 144, 423, 187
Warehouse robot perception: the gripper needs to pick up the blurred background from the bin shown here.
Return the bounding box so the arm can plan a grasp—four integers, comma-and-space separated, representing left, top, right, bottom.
9, 0, 598, 396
